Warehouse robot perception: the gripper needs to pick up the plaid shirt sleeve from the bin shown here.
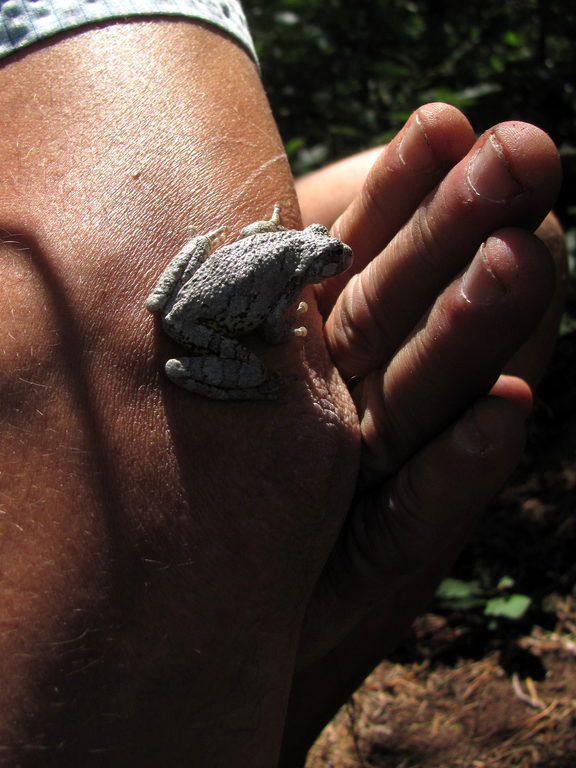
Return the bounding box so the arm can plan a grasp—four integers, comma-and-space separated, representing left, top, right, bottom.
0, 0, 256, 61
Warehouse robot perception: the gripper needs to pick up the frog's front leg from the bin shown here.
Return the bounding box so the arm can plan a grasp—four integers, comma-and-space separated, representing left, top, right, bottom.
165, 324, 286, 400
145, 227, 227, 313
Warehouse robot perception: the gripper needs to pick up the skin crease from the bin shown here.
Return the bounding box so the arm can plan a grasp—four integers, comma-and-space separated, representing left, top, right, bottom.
0, 19, 563, 768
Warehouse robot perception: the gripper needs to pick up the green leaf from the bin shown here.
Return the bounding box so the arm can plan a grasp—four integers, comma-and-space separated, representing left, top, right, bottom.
284, 137, 306, 157
436, 578, 485, 610
484, 594, 532, 620
503, 31, 521, 47
437, 578, 482, 599
496, 575, 515, 591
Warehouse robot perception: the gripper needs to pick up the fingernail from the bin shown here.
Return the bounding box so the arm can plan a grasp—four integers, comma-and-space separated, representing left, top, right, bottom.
466, 133, 524, 203
398, 114, 435, 171
453, 407, 492, 456
460, 241, 507, 305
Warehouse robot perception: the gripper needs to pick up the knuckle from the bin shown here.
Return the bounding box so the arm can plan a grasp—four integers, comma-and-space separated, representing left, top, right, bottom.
330, 272, 395, 379
408, 203, 449, 274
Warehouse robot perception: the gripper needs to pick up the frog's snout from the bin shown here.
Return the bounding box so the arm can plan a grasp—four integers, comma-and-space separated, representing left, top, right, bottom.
320, 241, 353, 278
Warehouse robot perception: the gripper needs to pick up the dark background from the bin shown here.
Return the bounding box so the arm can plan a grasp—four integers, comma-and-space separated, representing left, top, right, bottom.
243, 0, 575, 321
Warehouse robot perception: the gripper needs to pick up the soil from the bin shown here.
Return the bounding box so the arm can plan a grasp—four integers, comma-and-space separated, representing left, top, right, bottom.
307, 330, 576, 768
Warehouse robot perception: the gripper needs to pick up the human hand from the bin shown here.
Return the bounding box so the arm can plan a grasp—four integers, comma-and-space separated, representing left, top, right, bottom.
282, 104, 562, 761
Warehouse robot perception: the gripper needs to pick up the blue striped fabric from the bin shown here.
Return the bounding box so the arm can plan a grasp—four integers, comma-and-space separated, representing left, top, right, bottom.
0, 0, 256, 60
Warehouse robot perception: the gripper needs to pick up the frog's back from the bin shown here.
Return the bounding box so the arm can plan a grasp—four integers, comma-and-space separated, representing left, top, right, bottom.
164, 239, 290, 336
182, 235, 298, 307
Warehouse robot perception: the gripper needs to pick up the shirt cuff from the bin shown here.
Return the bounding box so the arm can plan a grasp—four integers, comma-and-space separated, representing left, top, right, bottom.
0, 0, 257, 62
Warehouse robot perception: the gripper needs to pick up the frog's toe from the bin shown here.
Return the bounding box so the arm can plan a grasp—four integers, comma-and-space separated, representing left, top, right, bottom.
164, 357, 287, 400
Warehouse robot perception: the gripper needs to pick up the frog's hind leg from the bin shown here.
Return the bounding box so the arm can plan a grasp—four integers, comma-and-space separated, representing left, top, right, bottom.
164, 333, 286, 400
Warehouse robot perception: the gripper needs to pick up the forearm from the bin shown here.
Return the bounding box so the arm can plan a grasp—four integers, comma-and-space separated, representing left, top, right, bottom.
296, 146, 383, 227
0, 21, 301, 766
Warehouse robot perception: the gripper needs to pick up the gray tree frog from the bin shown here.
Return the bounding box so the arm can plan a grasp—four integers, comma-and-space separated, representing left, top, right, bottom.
145, 204, 353, 400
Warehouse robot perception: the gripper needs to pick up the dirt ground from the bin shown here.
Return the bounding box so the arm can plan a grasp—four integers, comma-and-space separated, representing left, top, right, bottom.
307, 329, 576, 768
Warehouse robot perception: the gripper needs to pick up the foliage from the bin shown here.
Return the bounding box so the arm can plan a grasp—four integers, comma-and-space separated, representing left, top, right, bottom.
436, 576, 532, 621
242, 0, 576, 225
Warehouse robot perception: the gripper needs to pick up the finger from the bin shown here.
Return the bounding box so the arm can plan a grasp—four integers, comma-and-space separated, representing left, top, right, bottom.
326, 122, 562, 381
356, 228, 555, 480
297, 395, 527, 667
489, 374, 533, 416
316, 103, 476, 313
504, 212, 568, 389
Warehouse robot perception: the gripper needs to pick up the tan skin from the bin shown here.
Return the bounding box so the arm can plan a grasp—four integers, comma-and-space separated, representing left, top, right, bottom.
0, 20, 563, 767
